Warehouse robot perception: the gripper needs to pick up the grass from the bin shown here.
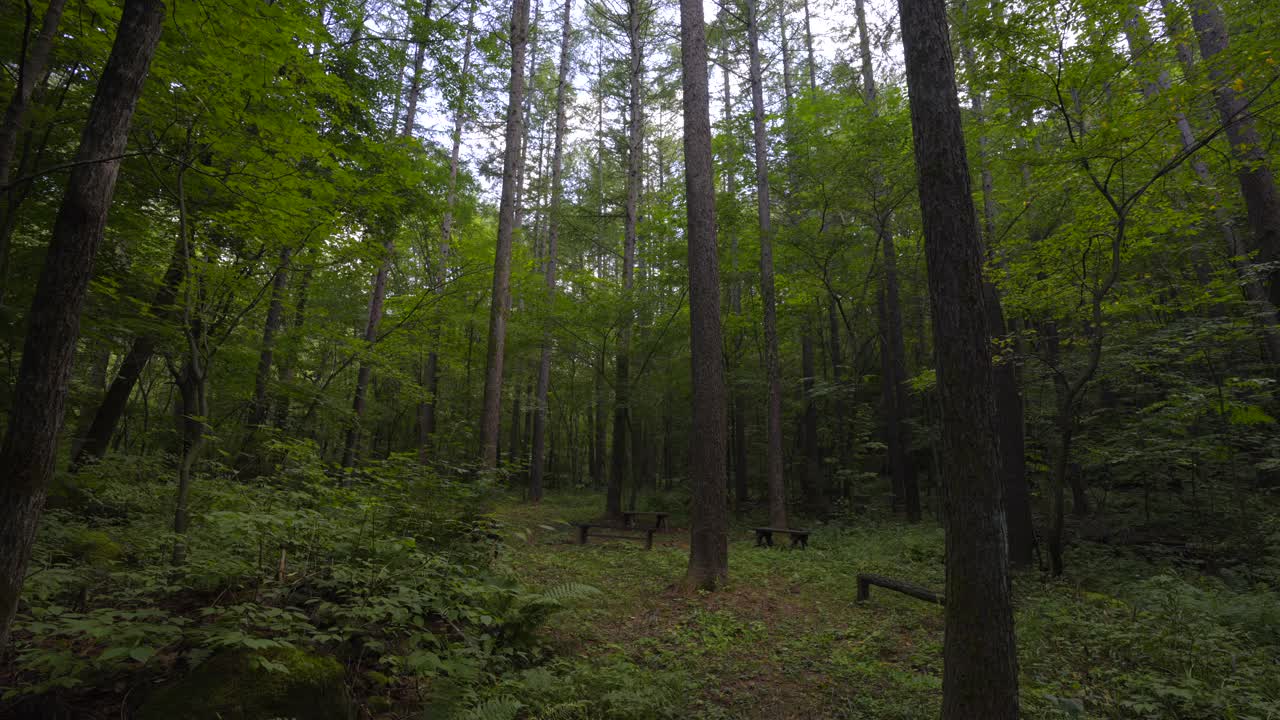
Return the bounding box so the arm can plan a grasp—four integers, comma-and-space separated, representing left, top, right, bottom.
491, 492, 1280, 720
494, 493, 950, 719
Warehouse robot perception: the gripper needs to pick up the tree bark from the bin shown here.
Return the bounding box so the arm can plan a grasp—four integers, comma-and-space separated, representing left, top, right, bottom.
957, 0, 1032, 566
479, 0, 531, 468
607, 0, 643, 523
0, 0, 67, 302
897, 0, 1020, 714
71, 231, 187, 469
341, 235, 392, 469
247, 248, 291, 429
746, 0, 787, 530
1190, 0, 1280, 309
529, 0, 573, 501
721, 24, 749, 508
0, 0, 164, 649
856, 0, 918, 521
401, 0, 433, 138
679, 0, 729, 590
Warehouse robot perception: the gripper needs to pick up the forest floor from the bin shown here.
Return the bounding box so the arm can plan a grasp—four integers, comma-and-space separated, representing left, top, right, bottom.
492, 492, 1280, 720
495, 494, 952, 719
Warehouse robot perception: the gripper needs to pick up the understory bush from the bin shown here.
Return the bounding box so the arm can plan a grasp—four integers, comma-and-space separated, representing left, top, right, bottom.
3, 442, 594, 716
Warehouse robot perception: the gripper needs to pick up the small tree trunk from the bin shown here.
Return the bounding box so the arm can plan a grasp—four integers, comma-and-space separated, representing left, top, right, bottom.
0, 0, 67, 302
247, 248, 291, 429
341, 235, 392, 470
72, 230, 187, 468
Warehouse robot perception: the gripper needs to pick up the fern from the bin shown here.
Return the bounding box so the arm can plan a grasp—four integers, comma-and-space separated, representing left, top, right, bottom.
459, 696, 522, 720
537, 582, 601, 606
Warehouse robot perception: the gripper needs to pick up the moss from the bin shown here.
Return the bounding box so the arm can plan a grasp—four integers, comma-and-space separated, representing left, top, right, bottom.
138, 647, 353, 720
67, 528, 123, 565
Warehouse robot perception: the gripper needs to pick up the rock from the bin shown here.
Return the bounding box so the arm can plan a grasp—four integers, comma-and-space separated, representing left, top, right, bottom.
138, 647, 354, 720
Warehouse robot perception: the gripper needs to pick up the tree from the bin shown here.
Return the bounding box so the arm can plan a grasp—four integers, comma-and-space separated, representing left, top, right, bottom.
480, 0, 533, 468
530, 0, 574, 501
744, 0, 788, 529
896, 0, 1020, 714
0, 0, 166, 649
679, 0, 729, 591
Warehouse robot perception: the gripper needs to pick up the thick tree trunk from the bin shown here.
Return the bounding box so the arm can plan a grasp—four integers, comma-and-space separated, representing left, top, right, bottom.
746, 0, 787, 530
0, 0, 164, 649
897, 0, 1020, 714
1190, 0, 1280, 309
479, 0, 531, 468
957, 5, 1032, 566
679, 0, 729, 590
529, 0, 573, 502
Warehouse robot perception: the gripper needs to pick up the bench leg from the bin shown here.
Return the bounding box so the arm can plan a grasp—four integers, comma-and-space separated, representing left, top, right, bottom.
645, 530, 654, 550
578, 526, 588, 545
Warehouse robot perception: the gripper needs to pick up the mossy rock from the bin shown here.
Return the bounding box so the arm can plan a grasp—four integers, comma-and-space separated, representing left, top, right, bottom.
138, 647, 354, 720
66, 528, 123, 565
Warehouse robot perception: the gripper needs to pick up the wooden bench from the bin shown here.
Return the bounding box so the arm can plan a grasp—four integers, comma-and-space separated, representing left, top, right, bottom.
753, 526, 811, 549
621, 510, 670, 530
856, 573, 945, 606
575, 523, 656, 550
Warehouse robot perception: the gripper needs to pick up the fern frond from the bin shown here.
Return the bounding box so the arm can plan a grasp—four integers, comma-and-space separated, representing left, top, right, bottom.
459, 696, 522, 720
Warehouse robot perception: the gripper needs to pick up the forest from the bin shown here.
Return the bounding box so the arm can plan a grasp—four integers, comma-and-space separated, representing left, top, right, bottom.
0, 0, 1277, 715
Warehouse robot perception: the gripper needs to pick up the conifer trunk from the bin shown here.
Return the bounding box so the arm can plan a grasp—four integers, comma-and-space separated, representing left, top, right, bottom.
897, 0, 1019, 712
746, 0, 787, 529
479, 0, 532, 467
530, 0, 572, 502
679, 0, 729, 590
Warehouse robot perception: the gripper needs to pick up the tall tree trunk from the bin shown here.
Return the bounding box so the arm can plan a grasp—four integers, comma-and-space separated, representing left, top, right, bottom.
720, 22, 749, 508
530, 0, 573, 502
341, 236, 392, 469
419, 0, 476, 463
0, 0, 67, 303
856, 0, 918, 521
679, 0, 729, 590
897, 0, 1019, 714
607, 0, 643, 522
958, 1, 1032, 566
479, 0, 531, 468
0, 0, 164, 649
71, 231, 187, 468
1189, 0, 1280, 309
746, 0, 787, 529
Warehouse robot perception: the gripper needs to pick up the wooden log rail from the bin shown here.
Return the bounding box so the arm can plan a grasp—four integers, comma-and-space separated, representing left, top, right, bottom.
856, 573, 945, 606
